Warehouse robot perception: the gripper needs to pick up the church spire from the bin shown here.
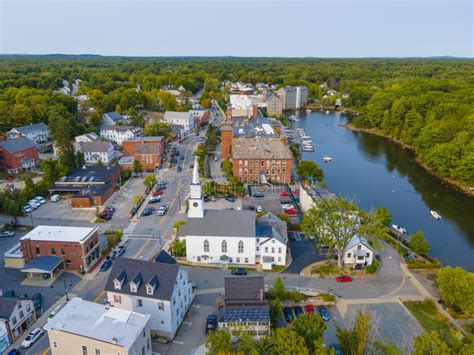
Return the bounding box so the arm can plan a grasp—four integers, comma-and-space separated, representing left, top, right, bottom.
192, 156, 200, 185
188, 156, 204, 218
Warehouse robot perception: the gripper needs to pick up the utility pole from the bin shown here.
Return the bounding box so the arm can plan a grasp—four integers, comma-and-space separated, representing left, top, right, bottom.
64, 279, 69, 301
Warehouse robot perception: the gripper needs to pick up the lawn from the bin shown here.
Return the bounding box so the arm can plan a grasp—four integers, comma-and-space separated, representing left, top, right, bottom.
404, 300, 451, 333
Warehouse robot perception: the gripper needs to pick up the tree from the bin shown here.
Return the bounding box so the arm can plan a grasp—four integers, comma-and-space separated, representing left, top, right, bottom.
143, 174, 157, 190
171, 239, 186, 257
288, 313, 327, 353
374, 206, 392, 226
268, 328, 309, 355
409, 231, 430, 256
269, 298, 283, 325
205, 329, 232, 355
236, 331, 259, 354
133, 195, 142, 206
173, 220, 186, 233
41, 159, 60, 187
144, 121, 173, 138
436, 267, 474, 313
268, 277, 287, 300
75, 151, 85, 167
48, 106, 76, 171
413, 331, 454, 355
297, 160, 324, 182
337, 310, 372, 355
302, 197, 368, 267
133, 160, 143, 175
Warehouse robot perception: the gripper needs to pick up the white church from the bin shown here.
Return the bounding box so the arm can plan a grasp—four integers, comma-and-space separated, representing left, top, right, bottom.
179, 159, 288, 270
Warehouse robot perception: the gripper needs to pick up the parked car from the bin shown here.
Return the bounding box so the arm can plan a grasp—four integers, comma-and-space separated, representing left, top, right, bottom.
281, 204, 294, 210
177, 166, 182, 172
293, 307, 304, 318
28, 200, 39, 209
225, 196, 236, 203
7, 349, 20, 355
32, 293, 42, 310
285, 208, 298, 215
21, 328, 44, 348
48, 304, 63, 319
149, 196, 161, 204
205, 314, 218, 333
391, 224, 407, 234
180, 155, 185, 160
283, 307, 295, 322
172, 159, 178, 164
158, 206, 168, 216
252, 192, 264, 198
175, 151, 180, 156
214, 156, 218, 161
280, 199, 291, 204
99, 212, 112, 220
336, 275, 352, 283
189, 163, 194, 169
0, 231, 15, 238
279, 192, 289, 197
256, 206, 263, 213
50, 194, 61, 202
152, 190, 163, 196
318, 306, 330, 321
112, 245, 126, 258
231, 268, 247, 276
305, 304, 316, 314
3, 290, 15, 297
34, 196, 46, 205
104, 206, 116, 213
142, 208, 154, 217
100, 259, 112, 272
209, 196, 217, 202
22, 205, 33, 213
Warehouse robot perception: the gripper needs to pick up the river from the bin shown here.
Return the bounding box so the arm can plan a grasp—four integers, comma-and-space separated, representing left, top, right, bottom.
292, 111, 474, 271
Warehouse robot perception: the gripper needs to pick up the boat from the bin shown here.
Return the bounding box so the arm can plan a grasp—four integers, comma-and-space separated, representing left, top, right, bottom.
391, 224, 407, 235
302, 146, 314, 152
306, 109, 312, 113
290, 115, 296, 120
323, 156, 333, 162
301, 135, 311, 140
325, 110, 330, 114
430, 210, 442, 220
293, 117, 300, 122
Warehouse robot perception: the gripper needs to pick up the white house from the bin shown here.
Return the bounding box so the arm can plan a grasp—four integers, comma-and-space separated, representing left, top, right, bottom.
105, 256, 193, 340
74, 132, 100, 152
343, 235, 375, 268
7, 123, 50, 145
82, 141, 115, 165
102, 111, 125, 125
0, 297, 36, 353
99, 125, 143, 145
179, 159, 287, 270
163, 112, 195, 132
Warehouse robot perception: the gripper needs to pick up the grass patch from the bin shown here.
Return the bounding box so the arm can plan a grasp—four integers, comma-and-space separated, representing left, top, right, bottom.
318, 292, 336, 302
404, 300, 451, 333
264, 265, 286, 273
311, 261, 345, 276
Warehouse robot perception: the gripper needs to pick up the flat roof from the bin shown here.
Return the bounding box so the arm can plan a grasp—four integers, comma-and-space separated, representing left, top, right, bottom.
20, 225, 98, 243
232, 138, 292, 160
44, 297, 149, 349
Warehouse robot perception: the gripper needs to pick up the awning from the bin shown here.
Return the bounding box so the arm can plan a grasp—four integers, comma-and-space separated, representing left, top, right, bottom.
21, 256, 64, 273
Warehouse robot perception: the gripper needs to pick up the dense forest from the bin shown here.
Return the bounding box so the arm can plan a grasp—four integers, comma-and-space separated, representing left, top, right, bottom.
0, 56, 472, 187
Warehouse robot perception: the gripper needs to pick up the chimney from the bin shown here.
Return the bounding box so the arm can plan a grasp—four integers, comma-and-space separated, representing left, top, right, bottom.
111, 337, 118, 344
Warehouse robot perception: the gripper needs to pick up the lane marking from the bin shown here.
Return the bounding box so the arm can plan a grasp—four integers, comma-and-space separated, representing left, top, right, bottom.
94, 290, 106, 303
173, 340, 184, 345
42, 347, 50, 355
160, 178, 181, 225
133, 239, 151, 259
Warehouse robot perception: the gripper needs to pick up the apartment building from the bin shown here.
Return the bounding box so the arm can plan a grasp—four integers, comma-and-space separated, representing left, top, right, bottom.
82, 141, 115, 165
7, 123, 50, 145
99, 125, 143, 145
163, 112, 195, 132
275, 86, 308, 110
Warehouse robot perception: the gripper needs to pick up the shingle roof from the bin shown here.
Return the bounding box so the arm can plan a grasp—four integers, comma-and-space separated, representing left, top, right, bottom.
180, 210, 256, 237
0, 297, 18, 319
164, 111, 192, 120
0, 137, 36, 153
224, 276, 266, 306
104, 258, 179, 301
153, 250, 177, 264
81, 141, 112, 153
135, 143, 162, 155
344, 235, 374, 253
100, 125, 141, 133
103, 111, 123, 122
10, 122, 48, 134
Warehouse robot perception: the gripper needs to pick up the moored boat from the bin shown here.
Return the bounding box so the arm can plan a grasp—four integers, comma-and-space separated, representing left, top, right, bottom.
430, 210, 442, 220
323, 156, 333, 162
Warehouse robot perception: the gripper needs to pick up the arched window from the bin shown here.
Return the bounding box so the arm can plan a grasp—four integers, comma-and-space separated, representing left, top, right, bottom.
204, 239, 209, 253
221, 240, 227, 253
238, 240, 244, 254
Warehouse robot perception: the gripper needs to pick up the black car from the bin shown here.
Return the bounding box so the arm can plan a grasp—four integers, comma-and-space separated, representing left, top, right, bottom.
283, 307, 295, 322
100, 259, 112, 272
253, 192, 264, 198
205, 314, 218, 333
293, 307, 304, 318
318, 306, 330, 321
104, 206, 116, 213
7, 349, 20, 355
231, 268, 247, 276
172, 159, 178, 164
3, 290, 15, 297
175, 151, 180, 156
177, 166, 182, 172
32, 293, 42, 311
280, 199, 291, 205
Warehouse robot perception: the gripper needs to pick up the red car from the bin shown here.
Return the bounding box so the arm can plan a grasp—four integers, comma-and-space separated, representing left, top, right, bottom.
279, 192, 289, 197
294, 189, 300, 196
152, 190, 163, 196
305, 304, 316, 314
285, 208, 298, 215
336, 275, 352, 283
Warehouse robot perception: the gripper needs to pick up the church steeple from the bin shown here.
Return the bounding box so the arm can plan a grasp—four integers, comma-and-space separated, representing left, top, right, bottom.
188, 156, 204, 218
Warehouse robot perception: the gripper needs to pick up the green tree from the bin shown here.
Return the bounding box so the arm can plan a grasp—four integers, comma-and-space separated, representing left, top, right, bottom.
205, 329, 232, 355
171, 239, 186, 257
41, 159, 60, 186
409, 231, 430, 256
297, 160, 324, 182
374, 206, 392, 226
268, 328, 309, 355
75, 151, 85, 167
173, 220, 186, 233
414, 331, 454, 355
269, 298, 282, 325
23, 177, 35, 199
48, 106, 75, 171
268, 277, 287, 300
133, 160, 143, 175
143, 174, 157, 190
236, 331, 259, 354
144, 121, 173, 138
288, 313, 327, 353
436, 267, 474, 313
337, 310, 372, 355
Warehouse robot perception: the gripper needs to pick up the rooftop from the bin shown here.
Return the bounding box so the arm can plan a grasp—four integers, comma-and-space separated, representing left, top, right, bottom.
0, 297, 19, 319
103, 111, 124, 122
231, 116, 281, 138
135, 142, 162, 155
180, 210, 256, 238
232, 138, 292, 160
81, 141, 113, 153
164, 111, 192, 120
0, 137, 37, 153
100, 125, 142, 133
44, 297, 149, 349
20, 225, 98, 243
224, 276, 267, 307
124, 136, 164, 143
22, 255, 64, 273
56, 166, 120, 184
8, 122, 48, 133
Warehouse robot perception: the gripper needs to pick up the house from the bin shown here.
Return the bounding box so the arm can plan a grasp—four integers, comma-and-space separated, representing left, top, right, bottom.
74, 132, 100, 152
105, 257, 193, 340
163, 111, 195, 132
0, 137, 39, 173
179, 160, 287, 270
102, 111, 125, 125
219, 276, 270, 338
343, 235, 375, 268
299, 184, 334, 213
7, 123, 50, 145
49, 166, 120, 208
189, 109, 210, 127
20, 225, 101, 273
82, 141, 115, 166
99, 125, 143, 145
44, 297, 151, 355
120, 136, 166, 171
0, 297, 37, 352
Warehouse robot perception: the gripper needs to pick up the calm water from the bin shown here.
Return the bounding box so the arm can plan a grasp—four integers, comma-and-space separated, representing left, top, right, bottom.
293, 111, 474, 271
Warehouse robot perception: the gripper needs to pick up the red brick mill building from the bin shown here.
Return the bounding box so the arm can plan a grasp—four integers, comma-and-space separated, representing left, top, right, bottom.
0, 137, 39, 173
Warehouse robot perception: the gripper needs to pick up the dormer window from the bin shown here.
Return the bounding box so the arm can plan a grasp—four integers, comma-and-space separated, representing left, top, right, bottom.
114, 280, 121, 290
130, 283, 137, 293
146, 285, 154, 295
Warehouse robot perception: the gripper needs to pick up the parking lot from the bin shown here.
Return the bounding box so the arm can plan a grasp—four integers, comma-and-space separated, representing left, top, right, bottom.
284, 237, 327, 274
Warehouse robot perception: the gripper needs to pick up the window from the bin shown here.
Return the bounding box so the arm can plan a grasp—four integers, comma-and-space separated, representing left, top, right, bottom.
278, 257, 282, 262
19, 310, 24, 318
256, 247, 259, 251
245, 258, 249, 263
271, 247, 275, 253
347, 253, 351, 258
53, 341, 58, 348
12, 316, 17, 325
357, 256, 364, 260
113, 295, 122, 304
221, 240, 227, 253
146, 285, 153, 295
142, 346, 145, 355
238, 240, 244, 253
158, 302, 164, 310
143, 329, 146, 338
204, 240, 209, 252
35, 246, 40, 255
265, 247, 268, 253
236, 257, 240, 263
95, 349, 100, 355
61, 248, 65, 256
26, 304, 31, 312
130, 284, 137, 293
138, 299, 143, 307
249, 169, 253, 175
51, 247, 56, 255
114, 280, 121, 290
278, 247, 282, 253
82, 346, 88, 355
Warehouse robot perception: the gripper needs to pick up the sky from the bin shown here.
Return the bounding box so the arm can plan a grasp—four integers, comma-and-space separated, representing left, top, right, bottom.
0, 0, 472, 57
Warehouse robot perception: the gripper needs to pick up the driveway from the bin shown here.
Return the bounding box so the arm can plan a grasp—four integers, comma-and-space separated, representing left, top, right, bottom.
283, 238, 327, 274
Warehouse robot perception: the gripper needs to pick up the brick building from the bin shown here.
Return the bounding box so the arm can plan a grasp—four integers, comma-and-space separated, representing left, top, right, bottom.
0, 137, 39, 173
121, 136, 166, 171
231, 138, 292, 183
20, 226, 101, 273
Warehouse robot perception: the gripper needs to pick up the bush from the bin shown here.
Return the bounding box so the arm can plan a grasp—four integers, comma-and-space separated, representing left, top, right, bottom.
287, 290, 309, 303
271, 265, 286, 272
365, 259, 379, 274
407, 259, 441, 270
171, 240, 186, 257
312, 263, 343, 276
319, 292, 336, 302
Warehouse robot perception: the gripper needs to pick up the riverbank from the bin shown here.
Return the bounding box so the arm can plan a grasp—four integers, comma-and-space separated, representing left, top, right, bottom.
343, 123, 474, 197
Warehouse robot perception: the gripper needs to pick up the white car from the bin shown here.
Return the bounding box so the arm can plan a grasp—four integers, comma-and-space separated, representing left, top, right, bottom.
21, 328, 44, 348
256, 206, 263, 213
50, 194, 61, 202
28, 200, 39, 209
281, 204, 294, 210
34, 196, 46, 205
158, 206, 168, 216
22, 205, 33, 213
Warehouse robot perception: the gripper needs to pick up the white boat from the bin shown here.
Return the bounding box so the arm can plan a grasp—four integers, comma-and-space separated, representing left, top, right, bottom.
306, 109, 312, 113
293, 117, 300, 122
323, 156, 333, 162
325, 110, 330, 114
290, 115, 296, 120
391, 224, 407, 235
430, 210, 442, 220
302, 146, 314, 152
301, 136, 311, 140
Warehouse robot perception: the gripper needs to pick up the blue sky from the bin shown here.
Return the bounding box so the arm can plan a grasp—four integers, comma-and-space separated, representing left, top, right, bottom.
1, 0, 472, 57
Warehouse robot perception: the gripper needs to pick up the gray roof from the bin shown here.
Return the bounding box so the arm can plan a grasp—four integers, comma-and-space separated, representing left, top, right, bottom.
0, 297, 18, 319
81, 141, 112, 153
104, 258, 179, 301
101, 125, 142, 133
103, 111, 123, 122
180, 210, 256, 237
344, 235, 374, 253
224, 276, 266, 306
164, 111, 192, 120
22, 255, 64, 272
257, 212, 288, 244
152, 250, 177, 265
0, 137, 37, 153
9, 122, 48, 134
